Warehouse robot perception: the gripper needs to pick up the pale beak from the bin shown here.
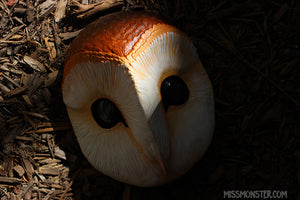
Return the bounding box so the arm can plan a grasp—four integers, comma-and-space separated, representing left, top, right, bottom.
157, 153, 168, 175
147, 101, 170, 175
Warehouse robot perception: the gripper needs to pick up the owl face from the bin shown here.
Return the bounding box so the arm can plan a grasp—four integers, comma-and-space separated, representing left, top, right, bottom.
62, 11, 214, 187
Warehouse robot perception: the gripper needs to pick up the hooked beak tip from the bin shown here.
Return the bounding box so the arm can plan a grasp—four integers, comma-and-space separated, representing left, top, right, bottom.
157, 153, 168, 175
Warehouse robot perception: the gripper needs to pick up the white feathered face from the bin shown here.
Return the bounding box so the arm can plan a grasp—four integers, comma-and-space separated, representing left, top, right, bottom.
62, 32, 214, 187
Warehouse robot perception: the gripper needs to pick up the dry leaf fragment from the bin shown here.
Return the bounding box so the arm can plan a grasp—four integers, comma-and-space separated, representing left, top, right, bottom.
44, 37, 57, 62
7, 0, 16, 6
10, 34, 23, 40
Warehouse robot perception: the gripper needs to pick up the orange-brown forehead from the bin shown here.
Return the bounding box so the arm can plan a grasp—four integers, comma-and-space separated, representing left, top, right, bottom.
66, 11, 165, 59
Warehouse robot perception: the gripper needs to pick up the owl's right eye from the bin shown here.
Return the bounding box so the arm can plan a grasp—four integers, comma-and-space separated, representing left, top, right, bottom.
160, 75, 189, 111
91, 98, 127, 129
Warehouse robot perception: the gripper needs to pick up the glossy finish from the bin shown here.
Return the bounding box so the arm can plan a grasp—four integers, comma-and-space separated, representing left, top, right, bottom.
63, 11, 177, 81
62, 11, 214, 187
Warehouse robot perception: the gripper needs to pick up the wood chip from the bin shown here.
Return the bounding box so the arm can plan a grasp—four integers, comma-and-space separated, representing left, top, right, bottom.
46, 135, 55, 158
27, 74, 46, 97
69, 0, 124, 19
14, 136, 34, 141
42, 88, 51, 104
24, 111, 49, 120
13, 165, 25, 177
6, 85, 29, 97
38, 167, 60, 176
55, 147, 66, 160
0, 176, 22, 183
23, 56, 46, 72
25, 127, 71, 134
54, 0, 68, 23
13, 7, 27, 15
44, 71, 58, 87
58, 180, 72, 200
0, 64, 23, 75
34, 170, 46, 182
19, 180, 35, 199
0, 24, 25, 41
60, 168, 69, 180
42, 189, 55, 200
38, 0, 57, 19
0, 83, 10, 93
1, 73, 20, 88
59, 29, 82, 40
50, 184, 63, 189
39, 158, 60, 164
22, 158, 35, 180
22, 95, 33, 107
26, 3, 35, 23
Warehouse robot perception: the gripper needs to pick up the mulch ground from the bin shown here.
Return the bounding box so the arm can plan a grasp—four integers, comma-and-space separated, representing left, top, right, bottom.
0, 0, 299, 199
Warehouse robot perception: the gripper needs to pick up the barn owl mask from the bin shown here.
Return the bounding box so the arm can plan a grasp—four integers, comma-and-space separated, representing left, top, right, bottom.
62, 11, 214, 187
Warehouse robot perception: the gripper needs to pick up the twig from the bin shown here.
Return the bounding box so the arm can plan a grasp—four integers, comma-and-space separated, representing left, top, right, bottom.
68, 0, 124, 19
1, 24, 25, 41
1, 73, 21, 88
0, 40, 27, 44
19, 180, 35, 198
47, 135, 55, 159
6, 85, 29, 97
20, 109, 36, 129
59, 180, 73, 200
0, 0, 14, 24
42, 189, 55, 200
23, 111, 50, 121
0, 176, 22, 183
25, 126, 71, 134
51, 19, 61, 57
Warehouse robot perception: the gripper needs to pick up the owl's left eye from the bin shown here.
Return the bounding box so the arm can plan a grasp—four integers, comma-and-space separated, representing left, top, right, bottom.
91, 98, 127, 129
160, 75, 189, 111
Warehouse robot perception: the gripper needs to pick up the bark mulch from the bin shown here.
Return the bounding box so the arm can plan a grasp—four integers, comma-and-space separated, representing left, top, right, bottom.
0, 0, 299, 199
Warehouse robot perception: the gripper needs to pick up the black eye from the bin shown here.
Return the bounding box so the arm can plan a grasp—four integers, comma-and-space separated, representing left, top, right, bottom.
91, 98, 127, 129
160, 75, 189, 111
